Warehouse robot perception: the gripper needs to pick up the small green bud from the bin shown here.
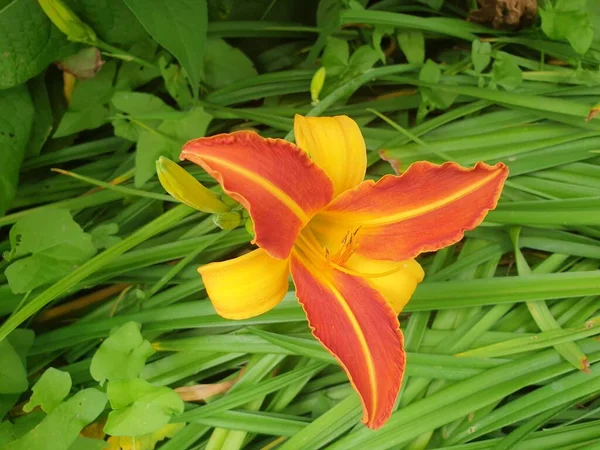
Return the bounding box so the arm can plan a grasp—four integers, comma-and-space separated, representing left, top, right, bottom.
220, 194, 239, 207
213, 212, 242, 230
244, 218, 254, 237
310, 67, 326, 105
156, 157, 229, 214
38, 0, 97, 43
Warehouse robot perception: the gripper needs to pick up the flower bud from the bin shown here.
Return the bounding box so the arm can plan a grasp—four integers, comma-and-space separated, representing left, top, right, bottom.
220, 194, 239, 207
310, 67, 326, 105
38, 0, 97, 43
244, 218, 254, 237
213, 212, 242, 230
156, 157, 229, 213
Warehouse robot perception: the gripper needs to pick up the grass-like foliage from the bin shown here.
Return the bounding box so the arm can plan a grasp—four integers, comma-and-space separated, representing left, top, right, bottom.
0, 0, 599, 449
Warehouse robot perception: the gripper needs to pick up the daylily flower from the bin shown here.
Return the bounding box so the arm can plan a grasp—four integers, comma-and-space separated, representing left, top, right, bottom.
178, 115, 508, 429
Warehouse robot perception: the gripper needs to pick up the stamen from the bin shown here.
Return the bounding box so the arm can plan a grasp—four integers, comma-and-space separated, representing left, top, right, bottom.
329, 228, 361, 266
297, 227, 405, 279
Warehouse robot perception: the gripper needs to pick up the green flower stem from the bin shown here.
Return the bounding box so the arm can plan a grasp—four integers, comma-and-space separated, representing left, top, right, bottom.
92, 39, 159, 70
51, 169, 176, 203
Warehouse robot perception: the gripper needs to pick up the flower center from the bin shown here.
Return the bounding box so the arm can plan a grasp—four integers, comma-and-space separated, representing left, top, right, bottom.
295, 227, 406, 279
326, 228, 360, 266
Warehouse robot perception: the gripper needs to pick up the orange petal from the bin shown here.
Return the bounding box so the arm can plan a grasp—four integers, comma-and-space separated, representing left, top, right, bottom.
314, 161, 508, 261
290, 251, 405, 429
198, 249, 290, 320
182, 131, 334, 259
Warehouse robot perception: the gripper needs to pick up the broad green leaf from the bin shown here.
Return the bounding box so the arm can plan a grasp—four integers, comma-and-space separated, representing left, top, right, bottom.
158, 107, 212, 143
0, 85, 34, 216
321, 37, 349, 76
112, 93, 210, 185
0, 338, 28, 394
204, 38, 258, 90
115, 39, 161, 90
104, 378, 184, 437
25, 73, 53, 157
0, 394, 19, 423
90, 223, 122, 250
419, 59, 440, 84
2, 389, 107, 450
5, 209, 93, 261
23, 368, 72, 413
54, 61, 117, 138
112, 119, 139, 142
0, 422, 16, 447
90, 321, 155, 384
0, 329, 35, 419
320, 44, 379, 100
106, 421, 185, 449
419, 60, 456, 110
4, 209, 97, 294
9, 410, 45, 440
110, 91, 176, 147
0, 0, 75, 88
122, 0, 208, 99
317, 0, 343, 27
372, 25, 394, 62
135, 107, 212, 186
347, 45, 379, 74
471, 40, 492, 73
134, 129, 179, 187
159, 58, 193, 109
540, 0, 594, 55
111, 91, 174, 116
397, 31, 425, 65
492, 51, 523, 91
66, 0, 148, 45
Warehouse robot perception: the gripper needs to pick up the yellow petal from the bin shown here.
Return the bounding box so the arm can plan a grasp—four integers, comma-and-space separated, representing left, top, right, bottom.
198, 249, 289, 319
346, 254, 424, 314
156, 156, 229, 213
62, 72, 77, 105
294, 115, 367, 196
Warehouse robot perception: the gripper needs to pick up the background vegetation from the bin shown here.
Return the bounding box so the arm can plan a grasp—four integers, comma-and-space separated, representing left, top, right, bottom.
0, 0, 599, 449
